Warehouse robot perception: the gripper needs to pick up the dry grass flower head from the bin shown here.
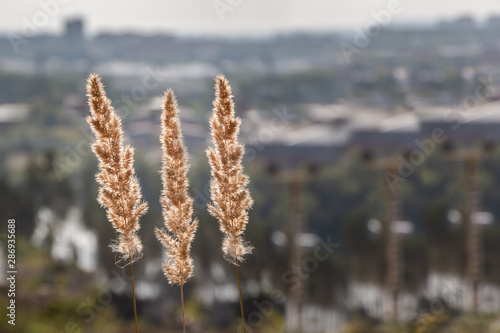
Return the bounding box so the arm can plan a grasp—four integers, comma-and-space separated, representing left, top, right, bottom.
86, 73, 148, 265
207, 74, 254, 265
155, 89, 198, 286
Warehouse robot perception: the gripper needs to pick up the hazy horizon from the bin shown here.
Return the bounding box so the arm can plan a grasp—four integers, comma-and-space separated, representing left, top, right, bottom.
2, 0, 500, 37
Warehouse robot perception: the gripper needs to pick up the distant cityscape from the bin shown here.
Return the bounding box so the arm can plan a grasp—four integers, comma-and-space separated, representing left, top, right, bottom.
3, 17, 500, 163
2, 15, 500, 75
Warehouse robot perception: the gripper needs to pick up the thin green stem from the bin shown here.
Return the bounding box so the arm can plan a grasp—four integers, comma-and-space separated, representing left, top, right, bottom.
129, 256, 138, 333
181, 282, 186, 333
235, 257, 246, 333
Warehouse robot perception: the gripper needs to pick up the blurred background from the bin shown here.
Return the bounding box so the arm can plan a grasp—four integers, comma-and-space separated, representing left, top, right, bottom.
5, 1, 500, 332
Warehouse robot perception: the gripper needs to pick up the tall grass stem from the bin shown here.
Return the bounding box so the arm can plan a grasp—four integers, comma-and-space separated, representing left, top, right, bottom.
181, 283, 186, 333
236, 258, 246, 333
129, 256, 138, 333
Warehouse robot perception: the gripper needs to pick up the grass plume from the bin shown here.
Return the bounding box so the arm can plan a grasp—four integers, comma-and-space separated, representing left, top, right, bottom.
207, 74, 253, 332
155, 89, 198, 332
86, 73, 148, 333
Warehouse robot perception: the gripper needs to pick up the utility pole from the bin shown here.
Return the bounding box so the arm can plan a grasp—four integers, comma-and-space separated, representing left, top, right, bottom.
444, 142, 494, 312
268, 163, 319, 333
363, 153, 402, 321
384, 163, 400, 321
289, 173, 304, 332
464, 154, 480, 311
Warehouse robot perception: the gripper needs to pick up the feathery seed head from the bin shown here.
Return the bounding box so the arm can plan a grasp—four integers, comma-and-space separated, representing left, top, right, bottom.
207, 74, 253, 264
156, 89, 198, 285
86, 73, 148, 264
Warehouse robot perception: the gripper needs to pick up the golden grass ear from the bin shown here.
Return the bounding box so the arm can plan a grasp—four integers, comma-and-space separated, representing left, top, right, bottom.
86, 73, 148, 263
156, 88, 199, 333
207, 74, 254, 264
207, 74, 254, 333
156, 88, 198, 286
86, 73, 148, 333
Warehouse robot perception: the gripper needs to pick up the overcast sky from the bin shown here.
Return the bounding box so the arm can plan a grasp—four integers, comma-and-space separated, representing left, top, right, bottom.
3, 0, 500, 36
